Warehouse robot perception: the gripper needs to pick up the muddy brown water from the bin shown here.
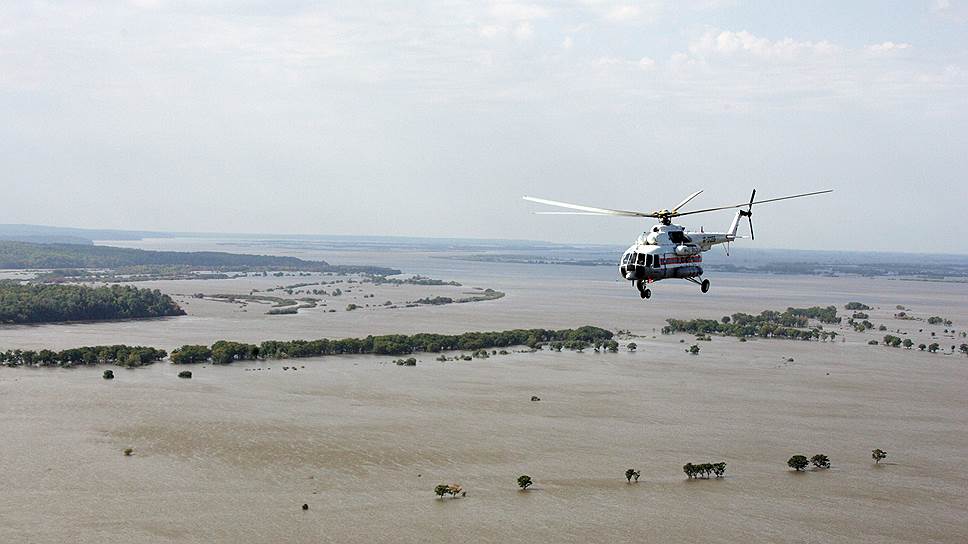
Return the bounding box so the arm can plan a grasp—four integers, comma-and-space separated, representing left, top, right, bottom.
1, 239, 966, 543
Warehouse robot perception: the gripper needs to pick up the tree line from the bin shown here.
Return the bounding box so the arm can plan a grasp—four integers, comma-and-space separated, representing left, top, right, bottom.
1, 345, 167, 367
663, 306, 841, 341
0, 282, 185, 324
170, 326, 615, 363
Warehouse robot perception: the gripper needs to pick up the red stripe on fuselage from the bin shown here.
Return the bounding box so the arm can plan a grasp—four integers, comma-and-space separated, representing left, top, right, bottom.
659, 255, 702, 265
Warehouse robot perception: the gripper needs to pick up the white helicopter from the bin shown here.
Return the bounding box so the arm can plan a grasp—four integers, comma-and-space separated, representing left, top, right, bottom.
523, 189, 832, 299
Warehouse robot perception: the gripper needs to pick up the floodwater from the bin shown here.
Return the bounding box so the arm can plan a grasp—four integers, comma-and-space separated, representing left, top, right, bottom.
1, 238, 967, 543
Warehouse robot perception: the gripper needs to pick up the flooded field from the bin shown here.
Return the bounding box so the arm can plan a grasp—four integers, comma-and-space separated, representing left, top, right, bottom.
1, 239, 967, 543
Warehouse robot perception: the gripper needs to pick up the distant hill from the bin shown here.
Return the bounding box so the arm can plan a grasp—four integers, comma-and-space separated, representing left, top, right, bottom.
0, 224, 170, 244
0, 241, 398, 275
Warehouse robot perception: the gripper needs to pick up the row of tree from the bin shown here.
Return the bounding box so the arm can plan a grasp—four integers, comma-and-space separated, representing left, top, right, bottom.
0, 282, 185, 324
787, 454, 830, 471
166, 326, 615, 364
444, 452, 889, 497
663, 307, 842, 341
683, 462, 727, 479
0, 345, 168, 367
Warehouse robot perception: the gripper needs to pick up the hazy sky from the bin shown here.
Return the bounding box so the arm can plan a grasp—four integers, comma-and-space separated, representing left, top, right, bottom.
2, 1, 967, 252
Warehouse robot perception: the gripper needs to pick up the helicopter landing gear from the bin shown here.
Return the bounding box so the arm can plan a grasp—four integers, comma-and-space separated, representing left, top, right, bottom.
635, 280, 652, 300
685, 276, 711, 293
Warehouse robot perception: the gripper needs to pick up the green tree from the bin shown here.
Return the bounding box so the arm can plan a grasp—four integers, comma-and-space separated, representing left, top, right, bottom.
787, 455, 809, 471
810, 454, 830, 469
872, 449, 887, 464
170, 345, 212, 364
517, 475, 533, 490
102, 369, 114, 380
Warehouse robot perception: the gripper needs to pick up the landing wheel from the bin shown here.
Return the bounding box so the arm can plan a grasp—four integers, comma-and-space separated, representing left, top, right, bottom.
700, 279, 710, 293
644, 288, 651, 299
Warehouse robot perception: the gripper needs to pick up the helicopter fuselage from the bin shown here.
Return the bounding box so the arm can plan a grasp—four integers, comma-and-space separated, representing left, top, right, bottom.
619, 215, 741, 296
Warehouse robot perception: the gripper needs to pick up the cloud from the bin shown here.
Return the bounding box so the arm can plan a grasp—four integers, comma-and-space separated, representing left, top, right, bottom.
865, 41, 912, 55
579, 1, 662, 24
689, 30, 838, 61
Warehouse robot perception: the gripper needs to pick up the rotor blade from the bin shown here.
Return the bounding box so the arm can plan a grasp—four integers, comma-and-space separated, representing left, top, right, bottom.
673, 189, 833, 217
534, 212, 611, 216
523, 196, 654, 217
672, 190, 703, 212
748, 216, 755, 240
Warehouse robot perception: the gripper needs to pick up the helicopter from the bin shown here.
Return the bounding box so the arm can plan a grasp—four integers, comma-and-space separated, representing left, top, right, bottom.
523, 189, 832, 299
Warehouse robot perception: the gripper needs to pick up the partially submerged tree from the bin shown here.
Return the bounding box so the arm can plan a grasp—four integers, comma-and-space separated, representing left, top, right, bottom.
683, 462, 725, 479
688, 344, 700, 355
434, 484, 449, 499
788, 455, 809, 471
627, 342, 637, 352
810, 454, 830, 469
625, 469, 641, 483
872, 449, 887, 464
517, 475, 533, 490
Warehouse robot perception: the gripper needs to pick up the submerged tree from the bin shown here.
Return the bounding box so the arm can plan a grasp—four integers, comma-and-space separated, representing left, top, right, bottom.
810, 454, 830, 469
788, 455, 809, 471
872, 449, 887, 464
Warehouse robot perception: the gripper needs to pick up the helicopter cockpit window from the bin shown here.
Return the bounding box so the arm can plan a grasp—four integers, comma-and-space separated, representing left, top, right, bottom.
668, 231, 691, 244
654, 255, 661, 268
645, 254, 653, 267
636, 253, 645, 266
622, 253, 631, 264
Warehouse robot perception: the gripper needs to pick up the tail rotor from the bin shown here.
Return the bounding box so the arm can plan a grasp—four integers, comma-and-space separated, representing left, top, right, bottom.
739, 189, 755, 240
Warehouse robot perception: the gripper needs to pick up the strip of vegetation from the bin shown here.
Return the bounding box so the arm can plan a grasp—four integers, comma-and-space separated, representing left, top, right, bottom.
0, 282, 185, 324
361, 274, 461, 286
662, 307, 841, 341
1, 345, 167, 367
0, 240, 398, 275
412, 289, 505, 306
170, 326, 614, 363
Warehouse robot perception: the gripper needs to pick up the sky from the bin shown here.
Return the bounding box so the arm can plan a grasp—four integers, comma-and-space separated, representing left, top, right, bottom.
1, 0, 967, 252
